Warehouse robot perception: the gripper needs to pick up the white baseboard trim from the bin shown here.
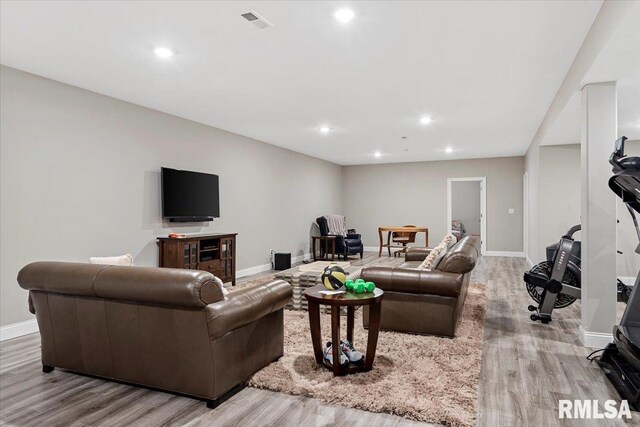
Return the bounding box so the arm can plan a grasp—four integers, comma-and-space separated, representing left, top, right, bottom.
0, 319, 39, 342
236, 262, 272, 278
364, 246, 381, 252
579, 325, 613, 349
484, 251, 525, 258
526, 257, 534, 268
236, 252, 311, 278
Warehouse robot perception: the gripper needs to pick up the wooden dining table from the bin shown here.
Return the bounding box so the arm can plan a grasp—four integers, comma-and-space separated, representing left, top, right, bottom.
377, 226, 429, 257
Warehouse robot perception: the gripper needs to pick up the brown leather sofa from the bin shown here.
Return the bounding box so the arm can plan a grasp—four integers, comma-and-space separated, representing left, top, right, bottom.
361, 236, 480, 337
17, 261, 292, 407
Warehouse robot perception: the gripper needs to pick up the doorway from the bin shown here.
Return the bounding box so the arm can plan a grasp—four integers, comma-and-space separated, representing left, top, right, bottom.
447, 177, 486, 255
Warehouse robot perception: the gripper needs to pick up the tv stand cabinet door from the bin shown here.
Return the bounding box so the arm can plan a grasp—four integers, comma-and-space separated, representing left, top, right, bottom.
160, 241, 194, 269
220, 237, 236, 285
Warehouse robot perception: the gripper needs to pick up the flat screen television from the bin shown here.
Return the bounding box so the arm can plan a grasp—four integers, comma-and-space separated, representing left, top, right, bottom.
161, 167, 220, 222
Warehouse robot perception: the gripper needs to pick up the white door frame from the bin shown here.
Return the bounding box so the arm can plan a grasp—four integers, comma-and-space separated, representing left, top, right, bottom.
523, 172, 529, 262
447, 177, 487, 255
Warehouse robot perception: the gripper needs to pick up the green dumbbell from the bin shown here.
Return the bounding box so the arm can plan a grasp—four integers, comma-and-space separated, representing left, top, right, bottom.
354, 282, 365, 293
345, 280, 355, 291
364, 282, 375, 292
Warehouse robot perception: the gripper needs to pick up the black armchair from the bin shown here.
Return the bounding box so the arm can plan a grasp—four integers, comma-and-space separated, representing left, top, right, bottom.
316, 216, 364, 260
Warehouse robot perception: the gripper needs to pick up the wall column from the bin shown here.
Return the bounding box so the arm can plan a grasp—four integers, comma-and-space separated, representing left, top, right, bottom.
580, 81, 617, 347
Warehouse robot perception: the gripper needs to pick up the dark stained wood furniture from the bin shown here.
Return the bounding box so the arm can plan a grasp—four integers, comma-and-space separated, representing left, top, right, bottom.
303, 285, 384, 376
390, 224, 418, 257
311, 235, 336, 261
158, 233, 237, 285
377, 226, 428, 257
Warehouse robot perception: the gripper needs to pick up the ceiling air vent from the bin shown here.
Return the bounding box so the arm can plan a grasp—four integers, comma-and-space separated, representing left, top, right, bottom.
241, 11, 273, 29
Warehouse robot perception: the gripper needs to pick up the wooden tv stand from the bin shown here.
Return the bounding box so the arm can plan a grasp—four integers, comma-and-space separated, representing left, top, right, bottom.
158, 233, 237, 285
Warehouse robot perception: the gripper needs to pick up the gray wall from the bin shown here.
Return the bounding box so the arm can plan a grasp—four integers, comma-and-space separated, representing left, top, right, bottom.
539, 144, 581, 253
525, 143, 541, 263
343, 156, 524, 252
536, 142, 640, 280
0, 66, 343, 327
452, 181, 481, 236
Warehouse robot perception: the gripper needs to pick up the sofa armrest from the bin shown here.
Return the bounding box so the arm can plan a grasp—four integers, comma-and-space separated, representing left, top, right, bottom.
346, 233, 361, 240
405, 248, 432, 262
205, 280, 292, 340
360, 266, 464, 297
28, 293, 35, 314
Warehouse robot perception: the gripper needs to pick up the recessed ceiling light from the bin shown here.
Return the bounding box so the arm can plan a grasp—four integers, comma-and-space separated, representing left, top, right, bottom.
445, 147, 454, 153
154, 47, 173, 59
319, 126, 331, 133
420, 117, 432, 124
335, 9, 355, 23
374, 151, 382, 158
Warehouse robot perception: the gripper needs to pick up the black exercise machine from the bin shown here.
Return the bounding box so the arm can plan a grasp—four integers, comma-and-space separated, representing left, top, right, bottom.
523, 211, 632, 323
598, 135, 640, 410
524, 225, 582, 323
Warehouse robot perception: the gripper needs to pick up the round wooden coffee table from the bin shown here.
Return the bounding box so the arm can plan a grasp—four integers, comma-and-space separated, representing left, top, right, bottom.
303, 284, 384, 376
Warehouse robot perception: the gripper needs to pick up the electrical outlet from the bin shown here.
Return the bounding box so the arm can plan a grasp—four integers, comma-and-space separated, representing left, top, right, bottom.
508, 208, 515, 214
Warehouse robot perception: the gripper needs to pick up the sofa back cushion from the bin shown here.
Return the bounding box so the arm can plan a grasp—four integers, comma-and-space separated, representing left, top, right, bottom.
18, 261, 225, 308
94, 265, 225, 307
436, 236, 480, 274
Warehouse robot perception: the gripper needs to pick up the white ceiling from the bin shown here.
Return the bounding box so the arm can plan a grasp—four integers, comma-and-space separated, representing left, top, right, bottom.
541, 2, 640, 147
1, 1, 604, 165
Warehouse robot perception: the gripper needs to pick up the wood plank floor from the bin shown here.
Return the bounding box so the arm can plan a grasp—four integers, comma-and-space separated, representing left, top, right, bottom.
1, 253, 638, 426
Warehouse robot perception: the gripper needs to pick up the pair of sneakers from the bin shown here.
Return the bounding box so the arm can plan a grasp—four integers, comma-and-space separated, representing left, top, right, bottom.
322, 340, 364, 367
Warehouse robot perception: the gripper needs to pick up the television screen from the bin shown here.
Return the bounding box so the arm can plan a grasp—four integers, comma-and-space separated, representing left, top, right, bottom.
161, 167, 220, 220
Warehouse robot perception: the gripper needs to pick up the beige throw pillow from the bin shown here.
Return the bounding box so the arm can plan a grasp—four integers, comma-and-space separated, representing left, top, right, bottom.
443, 233, 457, 248
416, 233, 458, 270
417, 243, 446, 269
89, 253, 134, 266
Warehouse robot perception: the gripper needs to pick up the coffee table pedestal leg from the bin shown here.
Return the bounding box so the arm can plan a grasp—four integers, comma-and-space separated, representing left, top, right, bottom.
346, 306, 354, 342
364, 300, 382, 371
308, 301, 323, 364
331, 306, 342, 375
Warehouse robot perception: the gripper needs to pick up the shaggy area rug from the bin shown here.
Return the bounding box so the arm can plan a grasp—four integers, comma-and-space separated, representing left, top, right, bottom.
248, 282, 488, 427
